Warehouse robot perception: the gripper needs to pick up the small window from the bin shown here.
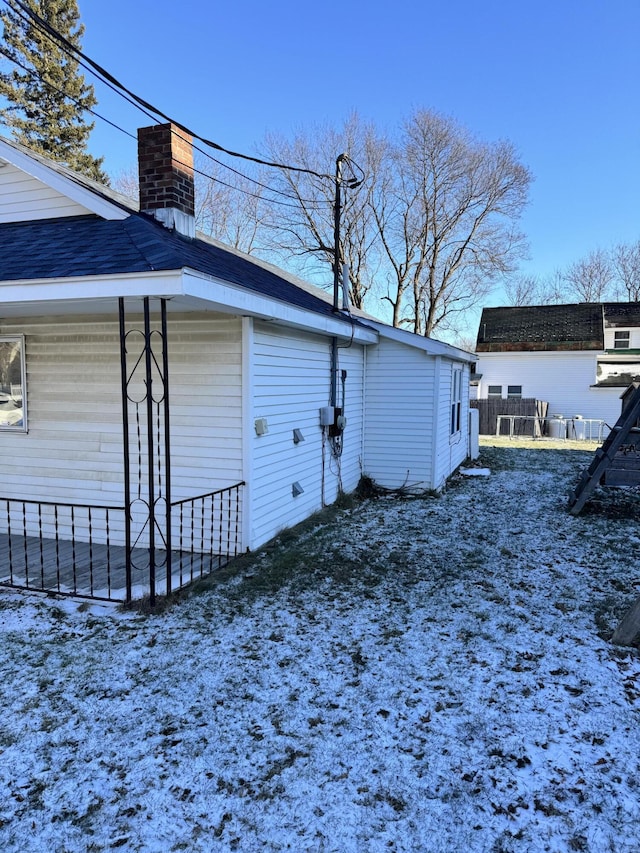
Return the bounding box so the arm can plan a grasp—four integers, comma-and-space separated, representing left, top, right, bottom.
614, 331, 630, 349
487, 385, 502, 398
451, 367, 462, 435
0, 336, 26, 431
507, 385, 522, 399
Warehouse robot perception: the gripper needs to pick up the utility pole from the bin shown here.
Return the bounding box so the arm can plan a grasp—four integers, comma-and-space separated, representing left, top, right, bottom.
330, 153, 347, 408
333, 153, 346, 313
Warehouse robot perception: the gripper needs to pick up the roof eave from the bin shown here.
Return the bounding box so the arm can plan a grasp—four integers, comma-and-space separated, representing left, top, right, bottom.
364, 319, 477, 362
0, 268, 379, 344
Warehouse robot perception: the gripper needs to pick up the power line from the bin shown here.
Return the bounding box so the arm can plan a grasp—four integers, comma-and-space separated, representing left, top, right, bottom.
0, 48, 330, 209
0, 53, 327, 211
0, 0, 366, 215
0, 0, 337, 207
0, 44, 138, 142
2, 0, 337, 181
174, 150, 330, 211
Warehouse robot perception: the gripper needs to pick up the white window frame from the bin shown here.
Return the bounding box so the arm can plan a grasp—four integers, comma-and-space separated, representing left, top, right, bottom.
451, 367, 462, 436
0, 335, 27, 432
507, 385, 522, 399
487, 385, 502, 399
614, 330, 631, 349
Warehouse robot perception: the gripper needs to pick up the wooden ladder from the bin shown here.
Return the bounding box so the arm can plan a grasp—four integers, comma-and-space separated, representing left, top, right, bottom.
568, 384, 640, 515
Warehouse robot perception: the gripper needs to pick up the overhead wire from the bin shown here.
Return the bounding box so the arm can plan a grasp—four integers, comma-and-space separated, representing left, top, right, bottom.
0, 0, 336, 207
0, 0, 368, 226
0, 43, 138, 140
0, 45, 329, 209
169, 151, 332, 210
1, 0, 337, 181
0, 0, 161, 127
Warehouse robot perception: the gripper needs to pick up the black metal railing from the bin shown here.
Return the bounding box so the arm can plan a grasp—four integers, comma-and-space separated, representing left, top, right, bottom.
170, 482, 244, 590
0, 498, 127, 601
0, 481, 244, 603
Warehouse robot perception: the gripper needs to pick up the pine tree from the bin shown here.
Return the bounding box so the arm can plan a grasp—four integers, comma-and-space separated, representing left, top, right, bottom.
0, 0, 108, 183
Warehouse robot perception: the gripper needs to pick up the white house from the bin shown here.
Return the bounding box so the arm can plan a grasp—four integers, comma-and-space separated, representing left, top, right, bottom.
474, 303, 640, 431
0, 124, 475, 602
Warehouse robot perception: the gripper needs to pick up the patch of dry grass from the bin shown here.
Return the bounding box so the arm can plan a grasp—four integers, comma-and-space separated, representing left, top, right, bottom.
480, 435, 602, 452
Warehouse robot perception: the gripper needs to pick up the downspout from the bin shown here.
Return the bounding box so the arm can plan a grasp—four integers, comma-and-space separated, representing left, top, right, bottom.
241, 316, 254, 552
430, 355, 442, 490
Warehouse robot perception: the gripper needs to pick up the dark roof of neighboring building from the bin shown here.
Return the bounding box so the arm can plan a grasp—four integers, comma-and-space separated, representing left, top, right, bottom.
603, 302, 640, 327
476, 303, 605, 352
0, 213, 359, 324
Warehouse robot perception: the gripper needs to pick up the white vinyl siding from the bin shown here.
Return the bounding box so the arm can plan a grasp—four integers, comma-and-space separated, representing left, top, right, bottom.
433, 359, 470, 489
605, 328, 638, 350
476, 351, 623, 424
364, 338, 436, 490
250, 322, 364, 549
0, 312, 243, 510
0, 163, 93, 222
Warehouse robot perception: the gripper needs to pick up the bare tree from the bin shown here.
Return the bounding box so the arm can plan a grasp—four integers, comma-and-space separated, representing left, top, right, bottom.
400, 111, 531, 335
260, 110, 531, 335
537, 270, 570, 304
110, 166, 138, 202
192, 155, 270, 254
117, 110, 532, 335
562, 249, 614, 302
503, 274, 540, 306
612, 241, 640, 301
504, 270, 569, 306
259, 114, 380, 310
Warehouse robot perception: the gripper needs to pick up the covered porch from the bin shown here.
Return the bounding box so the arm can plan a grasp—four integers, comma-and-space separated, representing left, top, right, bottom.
0, 289, 246, 604
0, 482, 243, 602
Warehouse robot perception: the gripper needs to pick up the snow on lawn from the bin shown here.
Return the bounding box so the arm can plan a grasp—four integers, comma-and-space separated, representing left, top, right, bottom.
1, 444, 640, 852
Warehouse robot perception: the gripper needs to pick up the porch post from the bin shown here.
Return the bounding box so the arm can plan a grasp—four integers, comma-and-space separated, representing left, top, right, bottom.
143, 297, 156, 607
161, 299, 172, 595
119, 297, 172, 606
118, 298, 132, 603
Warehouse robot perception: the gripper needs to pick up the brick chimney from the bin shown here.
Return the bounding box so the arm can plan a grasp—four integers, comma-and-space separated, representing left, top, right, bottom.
138, 123, 195, 238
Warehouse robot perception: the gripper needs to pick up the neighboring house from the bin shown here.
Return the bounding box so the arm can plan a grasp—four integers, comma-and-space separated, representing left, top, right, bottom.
0, 123, 475, 602
474, 303, 640, 428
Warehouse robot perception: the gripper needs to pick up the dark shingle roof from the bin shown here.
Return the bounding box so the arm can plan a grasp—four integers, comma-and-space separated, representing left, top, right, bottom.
0, 214, 352, 323
476, 304, 604, 352
603, 303, 640, 327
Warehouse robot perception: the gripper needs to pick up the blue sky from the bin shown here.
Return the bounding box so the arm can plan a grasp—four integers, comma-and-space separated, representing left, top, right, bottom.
31, 1, 640, 304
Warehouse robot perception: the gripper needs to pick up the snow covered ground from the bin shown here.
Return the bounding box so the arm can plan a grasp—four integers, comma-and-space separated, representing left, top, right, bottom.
1, 442, 640, 852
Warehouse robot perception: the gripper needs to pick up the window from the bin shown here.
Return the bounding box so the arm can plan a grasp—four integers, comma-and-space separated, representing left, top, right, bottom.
0, 336, 26, 431
451, 367, 462, 435
507, 385, 522, 399
614, 330, 631, 349
487, 385, 502, 398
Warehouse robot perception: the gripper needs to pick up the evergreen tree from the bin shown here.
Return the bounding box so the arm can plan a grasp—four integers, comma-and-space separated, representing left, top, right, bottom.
0, 0, 108, 183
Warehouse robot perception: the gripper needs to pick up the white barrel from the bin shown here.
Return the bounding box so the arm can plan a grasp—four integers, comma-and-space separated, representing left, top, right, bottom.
549, 415, 566, 439
572, 416, 587, 440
